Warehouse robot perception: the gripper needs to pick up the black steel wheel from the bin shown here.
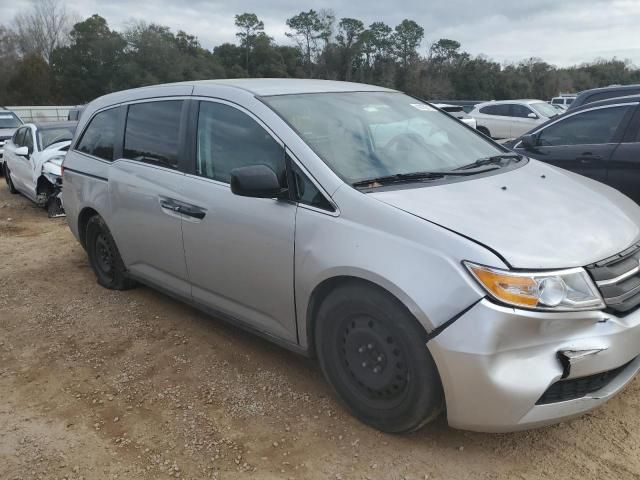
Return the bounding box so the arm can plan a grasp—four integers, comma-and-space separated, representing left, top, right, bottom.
315, 281, 444, 433
85, 215, 136, 290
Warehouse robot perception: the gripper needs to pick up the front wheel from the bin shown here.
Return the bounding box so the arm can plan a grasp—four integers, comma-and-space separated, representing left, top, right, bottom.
86, 215, 136, 290
315, 282, 444, 433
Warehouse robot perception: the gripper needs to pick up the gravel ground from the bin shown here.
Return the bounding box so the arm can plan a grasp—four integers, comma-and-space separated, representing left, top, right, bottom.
2, 185, 640, 480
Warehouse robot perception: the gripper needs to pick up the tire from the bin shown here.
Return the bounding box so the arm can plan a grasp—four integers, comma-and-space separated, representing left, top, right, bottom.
85, 215, 136, 290
315, 282, 444, 433
5, 167, 18, 194
477, 126, 491, 138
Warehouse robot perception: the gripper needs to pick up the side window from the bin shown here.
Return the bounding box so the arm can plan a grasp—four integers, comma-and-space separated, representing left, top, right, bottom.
76, 108, 120, 161
511, 104, 534, 118
23, 128, 34, 153
124, 101, 183, 168
551, 99, 561, 105
290, 160, 334, 211
13, 128, 25, 146
196, 101, 285, 183
479, 105, 496, 115
495, 104, 512, 117
537, 106, 631, 147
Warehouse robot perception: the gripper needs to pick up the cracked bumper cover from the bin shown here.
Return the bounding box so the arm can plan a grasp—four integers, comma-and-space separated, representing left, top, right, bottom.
428, 299, 640, 432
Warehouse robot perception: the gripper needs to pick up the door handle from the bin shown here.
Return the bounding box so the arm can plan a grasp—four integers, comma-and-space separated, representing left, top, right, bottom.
160, 198, 206, 219
179, 205, 206, 219
160, 199, 180, 211
576, 153, 602, 164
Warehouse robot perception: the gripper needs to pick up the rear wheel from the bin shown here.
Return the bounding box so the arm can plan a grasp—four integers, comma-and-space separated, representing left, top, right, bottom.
5, 167, 17, 194
477, 126, 491, 138
315, 282, 444, 433
86, 215, 136, 290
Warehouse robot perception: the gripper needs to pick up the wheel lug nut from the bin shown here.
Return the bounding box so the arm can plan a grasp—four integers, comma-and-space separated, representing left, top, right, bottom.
358, 346, 365, 353
377, 355, 383, 362
373, 366, 381, 374
367, 343, 373, 350
362, 362, 367, 368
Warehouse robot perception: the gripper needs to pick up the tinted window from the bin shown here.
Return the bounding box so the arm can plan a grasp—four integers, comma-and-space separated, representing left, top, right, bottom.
291, 160, 333, 211
537, 106, 631, 146
511, 104, 534, 118
197, 101, 285, 183
124, 101, 183, 168
23, 128, 34, 152
479, 104, 511, 116
551, 99, 562, 105
76, 108, 120, 161
13, 128, 26, 146
480, 105, 498, 115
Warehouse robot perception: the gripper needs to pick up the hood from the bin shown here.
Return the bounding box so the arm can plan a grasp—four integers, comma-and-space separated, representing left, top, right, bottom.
370, 160, 640, 269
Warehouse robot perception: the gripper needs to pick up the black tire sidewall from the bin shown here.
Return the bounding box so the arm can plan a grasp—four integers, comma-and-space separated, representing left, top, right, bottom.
315, 283, 443, 433
6, 168, 17, 194
85, 216, 134, 290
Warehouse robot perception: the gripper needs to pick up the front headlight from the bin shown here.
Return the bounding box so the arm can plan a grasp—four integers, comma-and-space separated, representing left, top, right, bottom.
464, 262, 604, 311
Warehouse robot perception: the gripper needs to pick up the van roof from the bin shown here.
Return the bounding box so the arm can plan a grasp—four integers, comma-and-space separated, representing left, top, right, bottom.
188, 78, 396, 96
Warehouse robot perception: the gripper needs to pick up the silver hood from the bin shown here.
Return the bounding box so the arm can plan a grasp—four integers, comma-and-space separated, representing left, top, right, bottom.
370, 160, 640, 269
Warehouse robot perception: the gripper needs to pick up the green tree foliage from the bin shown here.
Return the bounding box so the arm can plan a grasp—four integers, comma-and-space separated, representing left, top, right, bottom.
50, 15, 126, 103
234, 13, 265, 74
2, 7, 640, 106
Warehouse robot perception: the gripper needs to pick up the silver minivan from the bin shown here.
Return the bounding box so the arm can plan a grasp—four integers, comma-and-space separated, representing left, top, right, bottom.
63, 79, 640, 433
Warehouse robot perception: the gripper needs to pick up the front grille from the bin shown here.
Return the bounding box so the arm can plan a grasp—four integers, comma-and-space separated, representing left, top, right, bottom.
536, 359, 633, 405
586, 242, 640, 314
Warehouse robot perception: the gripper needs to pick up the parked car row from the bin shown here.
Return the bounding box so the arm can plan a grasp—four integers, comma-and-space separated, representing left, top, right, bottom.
6, 80, 640, 436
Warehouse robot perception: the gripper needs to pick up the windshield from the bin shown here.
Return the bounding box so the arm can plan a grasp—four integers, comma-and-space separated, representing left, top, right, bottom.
531, 102, 558, 118
264, 92, 503, 184
0, 113, 22, 129
37, 126, 76, 150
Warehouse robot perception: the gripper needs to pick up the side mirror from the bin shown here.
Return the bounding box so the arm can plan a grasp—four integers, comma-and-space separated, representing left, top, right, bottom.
520, 134, 537, 150
14, 146, 29, 157
230, 165, 286, 199
527, 112, 538, 119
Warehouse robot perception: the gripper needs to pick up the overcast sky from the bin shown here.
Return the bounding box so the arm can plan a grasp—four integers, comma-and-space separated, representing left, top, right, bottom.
3, 0, 640, 67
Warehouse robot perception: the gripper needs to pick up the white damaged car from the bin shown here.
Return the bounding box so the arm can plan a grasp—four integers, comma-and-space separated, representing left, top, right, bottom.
4, 121, 77, 217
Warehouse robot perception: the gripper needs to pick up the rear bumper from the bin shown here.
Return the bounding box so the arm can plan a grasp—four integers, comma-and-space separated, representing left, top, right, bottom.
428, 299, 640, 432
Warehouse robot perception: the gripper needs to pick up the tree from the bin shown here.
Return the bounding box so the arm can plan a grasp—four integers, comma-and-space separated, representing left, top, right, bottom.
336, 18, 364, 80
234, 13, 264, 74
286, 10, 326, 76
392, 19, 424, 69
14, 0, 74, 63
51, 15, 127, 103
6, 53, 51, 104
429, 38, 461, 63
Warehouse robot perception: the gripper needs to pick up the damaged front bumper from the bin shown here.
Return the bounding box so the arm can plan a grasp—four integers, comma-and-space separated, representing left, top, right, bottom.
428, 299, 640, 432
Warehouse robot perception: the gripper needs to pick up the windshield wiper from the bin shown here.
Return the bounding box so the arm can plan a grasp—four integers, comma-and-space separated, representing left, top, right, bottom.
352, 169, 495, 188
454, 153, 522, 171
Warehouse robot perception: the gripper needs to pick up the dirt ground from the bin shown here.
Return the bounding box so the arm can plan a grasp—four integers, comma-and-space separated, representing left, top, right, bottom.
2, 185, 640, 480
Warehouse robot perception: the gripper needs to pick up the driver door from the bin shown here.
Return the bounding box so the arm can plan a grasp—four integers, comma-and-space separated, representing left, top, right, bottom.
10, 127, 35, 194
516, 105, 633, 183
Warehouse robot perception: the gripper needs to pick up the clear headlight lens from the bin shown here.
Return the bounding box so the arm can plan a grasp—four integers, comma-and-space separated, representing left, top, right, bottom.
464, 262, 605, 311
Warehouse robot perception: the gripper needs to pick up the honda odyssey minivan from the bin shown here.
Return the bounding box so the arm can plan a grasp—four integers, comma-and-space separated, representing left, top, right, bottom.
63, 79, 640, 433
